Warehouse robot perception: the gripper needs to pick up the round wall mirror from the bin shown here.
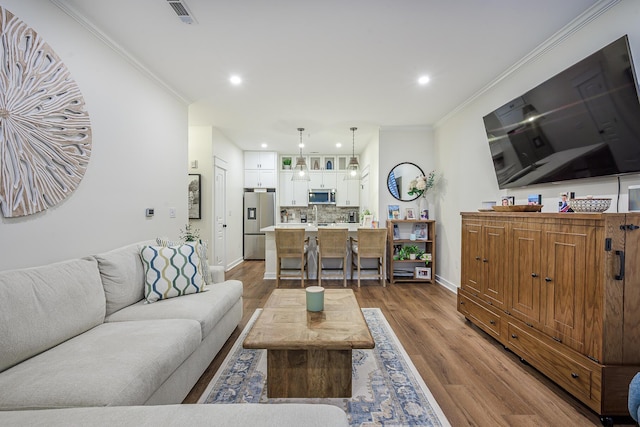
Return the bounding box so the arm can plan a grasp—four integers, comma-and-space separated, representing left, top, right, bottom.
387, 162, 425, 201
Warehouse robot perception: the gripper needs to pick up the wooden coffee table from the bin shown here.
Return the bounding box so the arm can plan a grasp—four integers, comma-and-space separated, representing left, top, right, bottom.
242, 288, 374, 398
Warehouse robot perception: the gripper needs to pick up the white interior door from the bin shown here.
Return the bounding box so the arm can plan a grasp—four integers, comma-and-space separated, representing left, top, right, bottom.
213, 160, 227, 268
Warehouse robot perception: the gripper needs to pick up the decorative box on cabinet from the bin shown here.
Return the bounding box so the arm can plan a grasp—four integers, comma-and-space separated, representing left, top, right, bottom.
386, 219, 435, 284
458, 212, 640, 421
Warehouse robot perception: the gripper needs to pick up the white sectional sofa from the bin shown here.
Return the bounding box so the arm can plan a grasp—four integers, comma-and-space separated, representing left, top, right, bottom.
0, 241, 349, 426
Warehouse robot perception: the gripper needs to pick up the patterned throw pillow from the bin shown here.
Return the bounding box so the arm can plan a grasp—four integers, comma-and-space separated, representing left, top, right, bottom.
156, 237, 210, 287
139, 244, 205, 303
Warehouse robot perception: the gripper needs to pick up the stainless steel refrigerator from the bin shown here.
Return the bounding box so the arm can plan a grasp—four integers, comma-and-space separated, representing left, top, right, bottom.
243, 190, 276, 260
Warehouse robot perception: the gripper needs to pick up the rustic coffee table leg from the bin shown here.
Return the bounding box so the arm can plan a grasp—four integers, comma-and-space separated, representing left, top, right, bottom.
267, 349, 352, 398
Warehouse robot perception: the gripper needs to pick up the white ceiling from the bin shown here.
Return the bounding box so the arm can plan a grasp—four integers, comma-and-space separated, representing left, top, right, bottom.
56, 0, 600, 155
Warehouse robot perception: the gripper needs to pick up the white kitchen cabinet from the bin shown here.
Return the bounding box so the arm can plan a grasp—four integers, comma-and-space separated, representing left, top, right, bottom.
309, 170, 337, 189
279, 171, 308, 206
245, 169, 276, 188
245, 151, 276, 188
244, 151, 277, 170
336, 172, 360, 206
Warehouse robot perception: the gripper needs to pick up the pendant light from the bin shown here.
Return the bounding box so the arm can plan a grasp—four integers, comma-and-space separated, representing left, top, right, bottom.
344, 127, 360, 180
292, 127, 310, 181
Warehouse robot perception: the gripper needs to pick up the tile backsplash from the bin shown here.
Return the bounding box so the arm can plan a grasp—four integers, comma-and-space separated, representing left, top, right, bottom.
280, 206, 360, 223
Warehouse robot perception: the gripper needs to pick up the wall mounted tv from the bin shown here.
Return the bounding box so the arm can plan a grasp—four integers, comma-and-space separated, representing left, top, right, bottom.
483, 35, 640, 189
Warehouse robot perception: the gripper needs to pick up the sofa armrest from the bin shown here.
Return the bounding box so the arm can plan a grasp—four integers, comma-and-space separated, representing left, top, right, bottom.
209, 265, 225, 284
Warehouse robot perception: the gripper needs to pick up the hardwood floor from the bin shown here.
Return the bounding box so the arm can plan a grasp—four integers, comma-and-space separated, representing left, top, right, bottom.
184, 260, 632, 426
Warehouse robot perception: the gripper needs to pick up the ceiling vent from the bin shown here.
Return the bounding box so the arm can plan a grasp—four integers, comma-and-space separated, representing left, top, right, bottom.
167, 0, 197, 25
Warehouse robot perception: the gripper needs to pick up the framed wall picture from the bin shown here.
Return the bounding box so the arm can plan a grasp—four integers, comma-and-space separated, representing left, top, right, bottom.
188, 174, 201, 219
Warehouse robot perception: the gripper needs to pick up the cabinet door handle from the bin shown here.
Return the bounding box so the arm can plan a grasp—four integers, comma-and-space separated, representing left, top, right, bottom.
553, 336, 562, 343
483, 258, 488, 263
531, 273, 538, 277
460, 301, 465, 305
511, 334, 518, 339
615, 250, 625, 281
545, 277, 552, 282
475, 256, 481, 261
489, 320, 496, 325
571, 372, 579, 379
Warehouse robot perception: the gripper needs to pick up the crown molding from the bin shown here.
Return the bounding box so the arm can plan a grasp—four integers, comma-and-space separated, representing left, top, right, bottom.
50, 0, 190, 105
435, 0, 621, 128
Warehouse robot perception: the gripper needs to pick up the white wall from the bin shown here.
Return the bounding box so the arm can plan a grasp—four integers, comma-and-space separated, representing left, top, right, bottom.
379, 126, 436, 225
435, 1, 640, 289
0, 1, 188, 270
188, 125, 244, 269
358, 131, 380, 219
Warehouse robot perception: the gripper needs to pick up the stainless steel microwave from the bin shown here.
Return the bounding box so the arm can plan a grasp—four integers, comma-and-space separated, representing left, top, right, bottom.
308, 189, 336, 205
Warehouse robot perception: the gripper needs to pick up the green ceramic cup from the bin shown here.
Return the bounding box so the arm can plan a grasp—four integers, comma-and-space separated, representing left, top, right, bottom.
306, 286, 324, 312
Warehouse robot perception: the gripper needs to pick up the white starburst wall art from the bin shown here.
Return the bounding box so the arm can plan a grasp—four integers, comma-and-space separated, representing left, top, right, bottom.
0, 6, 91, 218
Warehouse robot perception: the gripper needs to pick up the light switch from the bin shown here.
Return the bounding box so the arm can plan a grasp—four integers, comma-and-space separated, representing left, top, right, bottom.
190, 160, 198, 169
145, 208, 154, 217
169, 207, 176, 218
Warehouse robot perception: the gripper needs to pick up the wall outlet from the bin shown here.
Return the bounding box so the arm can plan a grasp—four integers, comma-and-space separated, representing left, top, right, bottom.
169, 207, 176, 218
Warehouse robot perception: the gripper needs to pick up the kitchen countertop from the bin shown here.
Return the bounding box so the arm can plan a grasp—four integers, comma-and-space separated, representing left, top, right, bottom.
261, 223, 362, 232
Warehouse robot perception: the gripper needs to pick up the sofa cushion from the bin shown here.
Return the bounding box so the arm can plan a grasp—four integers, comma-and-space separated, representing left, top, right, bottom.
106, 280, 243, 338
0, 319, 201, 410
94, 241, 151, 316
139, 244, 205, 303
156, 238, 211, 287
0, 257, 105, 373
0, 404, 350, 427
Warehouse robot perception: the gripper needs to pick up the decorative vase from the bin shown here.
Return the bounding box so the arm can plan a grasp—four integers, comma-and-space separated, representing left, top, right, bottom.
418, 194, 429, 219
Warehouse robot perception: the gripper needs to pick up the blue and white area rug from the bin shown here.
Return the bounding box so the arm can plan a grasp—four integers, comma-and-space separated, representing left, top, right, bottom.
199, 308, 450, 427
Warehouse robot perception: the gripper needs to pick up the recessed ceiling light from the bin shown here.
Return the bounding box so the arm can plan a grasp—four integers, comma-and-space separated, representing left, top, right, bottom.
261, 143, 267, 148
418, 75, 430, 85
298, 143, 304, 148
336, 142, 342, 148
230, 75, 242, 85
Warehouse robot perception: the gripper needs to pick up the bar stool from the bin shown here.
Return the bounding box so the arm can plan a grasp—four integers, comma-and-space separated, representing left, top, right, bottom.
316, 227, 349, 287
350, 228, 387, 287
275, 228, 309, 288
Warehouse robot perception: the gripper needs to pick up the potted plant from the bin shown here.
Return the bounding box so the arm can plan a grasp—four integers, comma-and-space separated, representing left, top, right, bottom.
180, 223, 200, 242
396, 245, 423, 260
282, 157, 292, 169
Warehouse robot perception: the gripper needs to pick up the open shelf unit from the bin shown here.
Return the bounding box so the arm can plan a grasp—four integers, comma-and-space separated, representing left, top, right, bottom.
386, 219, 436, 284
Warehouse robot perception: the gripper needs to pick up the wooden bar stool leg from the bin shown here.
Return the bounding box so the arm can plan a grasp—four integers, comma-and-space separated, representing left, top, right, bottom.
343, 255, 347, 287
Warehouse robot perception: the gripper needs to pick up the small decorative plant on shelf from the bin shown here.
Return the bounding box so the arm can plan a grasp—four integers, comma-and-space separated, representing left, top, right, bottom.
282, 158, 292, 169
421, 252, 432, 266
180, 223, 200, 242
395, 245, 424, 260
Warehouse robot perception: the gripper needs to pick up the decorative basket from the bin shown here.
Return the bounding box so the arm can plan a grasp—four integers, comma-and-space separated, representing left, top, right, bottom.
568, 198, 611, 213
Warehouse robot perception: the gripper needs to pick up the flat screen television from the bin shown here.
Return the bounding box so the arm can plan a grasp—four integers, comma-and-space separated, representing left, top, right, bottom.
483, 35, 640, 189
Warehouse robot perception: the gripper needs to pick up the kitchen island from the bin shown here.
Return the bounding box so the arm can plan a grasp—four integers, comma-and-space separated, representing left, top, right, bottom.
261, 223, 379, 281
